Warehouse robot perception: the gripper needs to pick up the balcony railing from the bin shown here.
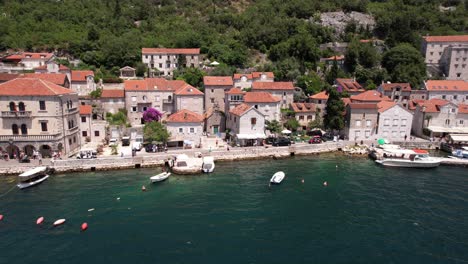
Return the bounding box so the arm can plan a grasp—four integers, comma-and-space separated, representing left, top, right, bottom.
1, 111, 32, 118
163, 99, 173, 104
67, 107, 78, 113
0, 133, 62, 142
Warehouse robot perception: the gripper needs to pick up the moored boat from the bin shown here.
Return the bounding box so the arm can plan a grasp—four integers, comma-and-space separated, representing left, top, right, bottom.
375, 149, 441, 168
150, 172, 171, 183
270, 171, 285, 184
202, 156, 215, 173
452, 147, 468, 159
17, 166, 50, 189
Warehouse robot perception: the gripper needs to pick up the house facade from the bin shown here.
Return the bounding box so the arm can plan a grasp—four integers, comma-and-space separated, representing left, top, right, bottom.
233, 72, 274, 90
165, 110, 204, 147
141, 48, 200, 77
204, 108, 225, 135
203, 76, 233, 112
376, 101, 413, 141
344, 103, 379, 141
0, 52, 55, 73
0, 78, 80, 157
251, 81, 294, 108
71, 70, 96, 96
350, 90, 391, 103
335, 78, 365, 95
424, 80, 468, 105
291, 103, 317, 131
309, 91, 328, 113
227, 103, 266, 147
377, 83, 412, 107
100, 89, 125, 114
173, 84, 204, 115
79, 105, 106, 144
243, 92, 281, 121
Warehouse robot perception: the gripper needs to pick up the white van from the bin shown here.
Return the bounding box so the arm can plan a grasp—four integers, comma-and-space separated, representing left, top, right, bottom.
132, 135, 143, 151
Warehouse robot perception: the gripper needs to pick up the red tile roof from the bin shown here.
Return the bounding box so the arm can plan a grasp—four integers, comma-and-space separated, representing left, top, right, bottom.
349, 103, 378, 109
408, 99, 425, 110
4, 52, 54, 61
101, 89, 124, 98
325, 55, 344, 60
252, 72, 274, 79
79, 105, 92, 115
459, 104, 468, 114
419, 98, 451, 113
233, 73, 253, 80
230, 103, 253, 116
34, 64, 70, 71
21, 73, 67, 85
380, 83, 411, 92
142, 48, 200, 55
252, 81, 294, 90
351, 90, 391, 102
424, 35, 468, 42
309, 91, 328, 100
0, 78, 74, 96
124, 78, 186, 91
425, 80, 468, 91
377, 101, 397, 113
336, 78, 365, 92
71, 70, 94, 82
291, 103, 316, 113
226, 87, 245, 95
203, 76, 233, 86
174, 84, 203, 95
166, 109, 204, 123
0, 73, 20, 82
244, 92, 281, 103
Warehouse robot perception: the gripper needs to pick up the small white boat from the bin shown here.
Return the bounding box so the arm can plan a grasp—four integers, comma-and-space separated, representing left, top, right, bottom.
375, 149, 441, 168
53, 219, 66, 226
150, 172, 171, 183
452, 147, 468, 159
202, 156, 215, 173
270, 171, 285, 184
17, 166, 50, 189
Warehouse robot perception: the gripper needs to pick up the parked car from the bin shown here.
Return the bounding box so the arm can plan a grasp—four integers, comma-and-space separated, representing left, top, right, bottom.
122, 136, 130, 146
272, 137, 291, 146
309, 136, 322, 144
109, 138, 118, 146
265, 137, 276, 145
132, 141, 142, 151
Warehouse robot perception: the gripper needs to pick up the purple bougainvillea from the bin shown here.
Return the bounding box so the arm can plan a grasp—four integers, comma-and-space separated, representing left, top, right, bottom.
143, 108, 163, 123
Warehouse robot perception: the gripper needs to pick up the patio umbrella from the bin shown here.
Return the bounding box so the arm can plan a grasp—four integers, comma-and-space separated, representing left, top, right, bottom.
377, 138, 386, 145
281, 129, 292, 134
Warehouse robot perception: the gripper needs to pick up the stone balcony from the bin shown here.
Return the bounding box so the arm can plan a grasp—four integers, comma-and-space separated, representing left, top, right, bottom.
1, 111, 32, 118
0, 133, 62, 142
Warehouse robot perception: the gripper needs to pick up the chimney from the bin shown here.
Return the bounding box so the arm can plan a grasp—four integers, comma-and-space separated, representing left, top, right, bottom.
154, 85, 158, 90
184, 113, 187, 119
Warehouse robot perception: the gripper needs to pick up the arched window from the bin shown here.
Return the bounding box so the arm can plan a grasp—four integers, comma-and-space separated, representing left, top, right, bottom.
12, 124, 19, 135
18, 102, 25, 111
143, 95, 147, 101
21, 124, 28, 135
9, 102, 16, 111
168, 95, 172, 102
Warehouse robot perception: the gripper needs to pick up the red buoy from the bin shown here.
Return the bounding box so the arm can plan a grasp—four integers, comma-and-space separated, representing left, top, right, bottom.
36, 217, 44, 225
81, 222, 88, 231
0, 214, 3, 221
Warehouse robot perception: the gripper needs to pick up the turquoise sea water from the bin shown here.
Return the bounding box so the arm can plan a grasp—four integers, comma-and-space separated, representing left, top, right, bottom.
1, 154, 468, 264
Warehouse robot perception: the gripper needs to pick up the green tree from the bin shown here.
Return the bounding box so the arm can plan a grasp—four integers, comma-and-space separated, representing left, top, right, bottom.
144, 121, 171, 143
285, 118, 300, 132
174, 67, 205, 88
308, 111, 323, 129
323, 86, 345, 131
265, 120, 281, 134
89, 88, 102, 98
296, 72, 323, 96
106, 109, 128, 126
382, 43, 426, 88
135, 62, 147, 77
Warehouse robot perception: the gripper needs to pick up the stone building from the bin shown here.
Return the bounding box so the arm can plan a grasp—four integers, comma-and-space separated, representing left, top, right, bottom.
233, 72, 274, 90
71, 70, 96, 96
227, 103, 266, 147
165, 109, 204, 148
344, 103, 379, 141
204, 107, 225, 135
100, 89, 125, 115
251, 81, 294, 108
335, 78, 365, 95
141, 48, 200, 77
424, 80, 468, 105
290, 103, 317, 131
377, 83, 412, 107
243, 92, 281, 122
0, 78, 80, 157
79, 105, 106, 144
173, 84, 204, 115
203, 76, 233, 112
0, 52, 55, 73
375, 101, 413, 141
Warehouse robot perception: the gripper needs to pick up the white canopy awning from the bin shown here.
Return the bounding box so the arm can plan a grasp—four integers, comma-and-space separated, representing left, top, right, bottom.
236, 133, 266, 139
281, 129, 292, 134
448, 134, 468, 142
210, 61, 220, 66
427, 126, 468, 133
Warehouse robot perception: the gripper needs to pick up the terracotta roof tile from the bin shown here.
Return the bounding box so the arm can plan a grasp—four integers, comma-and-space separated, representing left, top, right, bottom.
166, 109, 204, 123
351, 90, 391, 102
203, 76, 233, 86
101, 89, 124, 98
233, 73, 253, 80
377, 101, 397, 113
380, 83, 411, 92
230, 103, 252, 116
174, 84, 203, 95
0, 78, 74, 96
325, 55, 344, 60
425, 80, 468, 91
244, 92, 281, 103
142, 48, 200, 54
335, 78, 365, 92
71, 70, 94, 82
309, 91, 328, 100
424, 35, 468, 42
4, 52, 54, 60
458, 104, 468, 114
291, 103, 316, 113
342, 98, 351, 106
124, 78, 186, 91
79, 105, 92, 115
252, 72, 274, 79
226, 87, 245, 94
0, 73, 20, 82
252, 81, 294, 90
21, 73, 67, 86
419, 98, 450, 113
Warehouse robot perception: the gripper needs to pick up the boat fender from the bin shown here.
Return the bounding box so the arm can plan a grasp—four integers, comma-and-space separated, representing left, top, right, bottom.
36, 217, 44, 225
81, 222, 88, 231
53, 219, 66, 226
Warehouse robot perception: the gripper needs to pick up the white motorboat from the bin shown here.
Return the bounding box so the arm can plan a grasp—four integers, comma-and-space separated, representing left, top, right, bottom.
452, 147, 468, 159
375, 149, 441, 168
202, 156, 215, 173
150, 172, 171, 183
270, 171, 285, 184
17, 166, 50, 189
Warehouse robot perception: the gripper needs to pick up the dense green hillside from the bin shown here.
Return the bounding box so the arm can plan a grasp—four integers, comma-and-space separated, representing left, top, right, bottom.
0, 0, 466, 84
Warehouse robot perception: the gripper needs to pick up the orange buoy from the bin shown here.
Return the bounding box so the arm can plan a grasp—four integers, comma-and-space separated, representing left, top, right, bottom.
0, 214, 3, 221
142, 185, 146, 192
81, 222, 88, 231
323, 181, 328, 187
36, 217, 44, 225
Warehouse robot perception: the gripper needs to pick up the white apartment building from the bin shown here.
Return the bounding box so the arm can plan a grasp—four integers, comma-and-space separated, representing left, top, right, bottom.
0, 52, 55, 73
424, 80, 468, 105
142, 48, 200, 77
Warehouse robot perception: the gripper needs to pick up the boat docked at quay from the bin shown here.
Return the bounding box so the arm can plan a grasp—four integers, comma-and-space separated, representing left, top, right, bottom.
202, 156, 215, 173
371, 144, 441, 168
150, 172, 171, 183
17, 166, 52, 189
